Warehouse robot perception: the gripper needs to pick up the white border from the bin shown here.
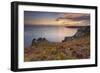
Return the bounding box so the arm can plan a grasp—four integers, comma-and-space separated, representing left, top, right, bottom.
18, 5, 96, 68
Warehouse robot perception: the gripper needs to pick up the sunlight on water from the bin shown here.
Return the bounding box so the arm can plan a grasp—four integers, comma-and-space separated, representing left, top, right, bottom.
24, 25, 78, 47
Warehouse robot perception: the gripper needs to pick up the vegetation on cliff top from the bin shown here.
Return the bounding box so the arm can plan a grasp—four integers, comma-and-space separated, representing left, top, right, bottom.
24, 33, 90, 62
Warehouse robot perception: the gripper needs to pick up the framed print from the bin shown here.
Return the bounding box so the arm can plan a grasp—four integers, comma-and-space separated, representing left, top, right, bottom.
11, 1, 98, 72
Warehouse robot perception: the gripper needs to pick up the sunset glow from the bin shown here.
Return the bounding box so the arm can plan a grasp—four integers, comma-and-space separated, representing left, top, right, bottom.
24, 11, 90, 26
24, 11, 90, 61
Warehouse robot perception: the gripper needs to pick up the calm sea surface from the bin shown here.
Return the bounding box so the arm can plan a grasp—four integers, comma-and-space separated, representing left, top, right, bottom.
24, 25, 77, 48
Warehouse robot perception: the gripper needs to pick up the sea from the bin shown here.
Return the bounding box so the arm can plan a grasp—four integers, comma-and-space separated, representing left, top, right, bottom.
24, 25, 77, 48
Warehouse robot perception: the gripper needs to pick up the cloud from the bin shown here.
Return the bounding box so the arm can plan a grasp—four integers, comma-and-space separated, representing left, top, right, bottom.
56, 13, 90, 26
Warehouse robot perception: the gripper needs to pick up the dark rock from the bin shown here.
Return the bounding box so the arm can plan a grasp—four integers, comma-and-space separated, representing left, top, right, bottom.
37, 37, 48, 42
73, 26, 90, 38
31, 37, 48, 47
62, 26, 90, 42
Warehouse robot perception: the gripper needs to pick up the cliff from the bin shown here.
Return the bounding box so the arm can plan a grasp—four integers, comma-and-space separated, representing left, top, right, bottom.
62, 26, 90, 42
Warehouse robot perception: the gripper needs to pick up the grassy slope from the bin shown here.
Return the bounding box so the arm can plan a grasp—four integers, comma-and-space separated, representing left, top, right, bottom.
24, 33, 90, 62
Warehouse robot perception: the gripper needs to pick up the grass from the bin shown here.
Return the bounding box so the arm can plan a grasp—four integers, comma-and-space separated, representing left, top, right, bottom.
24, 33, 90, 62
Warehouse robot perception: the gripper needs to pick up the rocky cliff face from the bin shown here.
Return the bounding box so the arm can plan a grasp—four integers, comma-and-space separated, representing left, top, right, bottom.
31, 37, 48, 46
62, 26, 90, 42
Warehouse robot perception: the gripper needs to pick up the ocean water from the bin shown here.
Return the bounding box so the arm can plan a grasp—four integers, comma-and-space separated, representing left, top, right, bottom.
24, 25, 77, 48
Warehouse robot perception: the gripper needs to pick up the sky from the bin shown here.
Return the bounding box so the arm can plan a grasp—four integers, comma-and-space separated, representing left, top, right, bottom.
24, 11, 90, 46
24, 11, 90, 26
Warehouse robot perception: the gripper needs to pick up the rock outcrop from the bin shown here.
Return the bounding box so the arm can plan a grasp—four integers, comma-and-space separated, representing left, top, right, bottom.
31, 37, 48, 46
62, 26, 90, 42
